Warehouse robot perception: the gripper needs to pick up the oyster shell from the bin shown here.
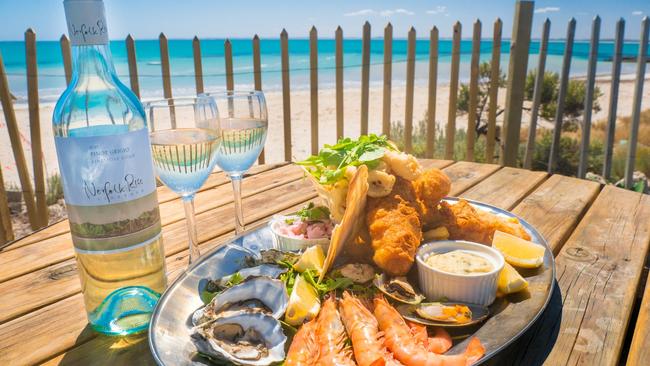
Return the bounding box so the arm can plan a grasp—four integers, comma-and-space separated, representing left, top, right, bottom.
208, 264, 288, 291
396, 302, 490, 328
245, 249, 300, 267
336, 263, 376, 284
193, 310, 286, 366
373, 273, 425, 304
193, 277, 288, 326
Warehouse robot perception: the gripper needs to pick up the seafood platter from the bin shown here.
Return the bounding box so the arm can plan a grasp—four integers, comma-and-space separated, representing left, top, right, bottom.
149, 134, 555, 365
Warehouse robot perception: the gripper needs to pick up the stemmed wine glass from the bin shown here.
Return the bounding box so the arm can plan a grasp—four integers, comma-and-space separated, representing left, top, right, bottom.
145, 96, 221, 265
204, 91, 268, 234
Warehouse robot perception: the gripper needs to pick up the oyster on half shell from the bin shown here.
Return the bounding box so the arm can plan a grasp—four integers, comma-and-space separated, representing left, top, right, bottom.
193, 277, 288, 326
193, 310, 287, 366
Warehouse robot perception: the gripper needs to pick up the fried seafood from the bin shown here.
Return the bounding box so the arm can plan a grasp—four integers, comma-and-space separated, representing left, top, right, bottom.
366, 177, 423, 276
383, 150, 423, 181
426, 200, 530, 245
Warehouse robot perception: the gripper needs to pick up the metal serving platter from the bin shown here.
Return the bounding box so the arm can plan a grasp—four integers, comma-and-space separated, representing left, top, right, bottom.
149, 197, 555, 365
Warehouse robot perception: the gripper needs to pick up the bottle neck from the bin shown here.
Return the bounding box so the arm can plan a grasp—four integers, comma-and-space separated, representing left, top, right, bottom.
71, 43, 116, 78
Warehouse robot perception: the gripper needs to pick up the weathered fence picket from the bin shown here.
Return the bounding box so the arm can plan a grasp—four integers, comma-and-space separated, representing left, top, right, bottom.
425, 26, 439, 159
382, 23, 393, 137
445, 22, 461, 160
360, 22, 371, 136
485, 18, 503, 164
602, 19, 625, 180
280, 29, 292, 161
466, 20, 482, 162
309, 27, 319, 156
625, 17, 649, 189
192, 36, 204, 94
59, 35, 72, 86
335, 26, 344, 140
25, 29, 47, 228
404, 27, 416, 154
548, 18, 576, 173
125, 34, 140, 98
577, 16, 601, 179
523, 18, 550, 169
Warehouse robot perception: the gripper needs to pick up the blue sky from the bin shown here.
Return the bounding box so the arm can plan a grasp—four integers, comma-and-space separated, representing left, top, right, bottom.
0, 0, 648, 41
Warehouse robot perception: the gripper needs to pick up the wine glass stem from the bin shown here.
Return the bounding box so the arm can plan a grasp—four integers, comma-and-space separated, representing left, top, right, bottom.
182, 196, 200, 265
231, 175, 245, 234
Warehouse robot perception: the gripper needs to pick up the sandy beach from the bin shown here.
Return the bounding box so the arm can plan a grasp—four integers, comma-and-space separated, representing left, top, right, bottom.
1, 75, 649, 186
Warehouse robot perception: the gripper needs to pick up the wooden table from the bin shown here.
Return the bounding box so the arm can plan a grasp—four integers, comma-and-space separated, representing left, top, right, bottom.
1, 160, 649, 365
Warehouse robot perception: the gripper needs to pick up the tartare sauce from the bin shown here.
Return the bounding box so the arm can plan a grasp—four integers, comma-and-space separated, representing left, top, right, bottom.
425, 250, 494, 275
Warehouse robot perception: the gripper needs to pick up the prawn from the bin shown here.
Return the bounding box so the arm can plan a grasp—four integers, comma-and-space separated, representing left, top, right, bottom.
285, 318, 320, 365
315, 295, 357, 366
339, 291, 403, 366
373, 296, 485, 366
407, 321, 453, 354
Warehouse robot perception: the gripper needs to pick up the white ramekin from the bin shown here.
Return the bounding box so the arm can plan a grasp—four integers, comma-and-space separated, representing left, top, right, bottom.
416, 240, 505, 306
269, 219, 330, 252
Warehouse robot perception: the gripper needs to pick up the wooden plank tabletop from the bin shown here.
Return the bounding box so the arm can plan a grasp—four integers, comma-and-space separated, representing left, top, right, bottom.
1, 160, 649, 366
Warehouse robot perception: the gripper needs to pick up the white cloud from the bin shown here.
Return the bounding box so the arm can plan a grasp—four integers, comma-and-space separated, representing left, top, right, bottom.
344, 9, 374, 17
426, 6, 447, 15
380, 8, 414, 17
632, 10, 643, 16
535, 6, 560, 14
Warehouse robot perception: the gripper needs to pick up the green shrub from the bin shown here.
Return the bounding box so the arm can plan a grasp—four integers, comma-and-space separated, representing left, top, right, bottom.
390, 118, 488, 162
46, 174, 64, 206
524, 69, 602, 122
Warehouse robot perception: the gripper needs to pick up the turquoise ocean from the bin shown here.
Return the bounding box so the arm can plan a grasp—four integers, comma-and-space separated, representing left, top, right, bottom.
0, 38, 646, 105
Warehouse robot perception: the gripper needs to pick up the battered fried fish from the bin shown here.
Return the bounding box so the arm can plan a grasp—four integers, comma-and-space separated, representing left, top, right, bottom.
428, 200, 531, 245
413, 168, 451, 225
366, 177, 423, 276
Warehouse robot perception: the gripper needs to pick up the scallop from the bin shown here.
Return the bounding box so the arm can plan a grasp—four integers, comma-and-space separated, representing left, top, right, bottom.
193, 310, 287, 366
193, 277, 288, 326
373, 273, 425, 305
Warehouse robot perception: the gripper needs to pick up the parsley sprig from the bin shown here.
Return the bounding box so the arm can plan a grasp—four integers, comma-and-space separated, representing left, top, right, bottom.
296, 134, 394, 185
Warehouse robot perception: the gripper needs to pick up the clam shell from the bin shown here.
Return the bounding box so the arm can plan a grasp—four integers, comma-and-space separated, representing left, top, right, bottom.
193, 277, 288, 326
193, 311, 286, 366
373, 273, 425, 305
396, 302, 490, 328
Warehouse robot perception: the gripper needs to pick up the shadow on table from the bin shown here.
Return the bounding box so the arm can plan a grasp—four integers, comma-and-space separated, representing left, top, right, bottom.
58, 325, 155, 365
486, 279, 563, 365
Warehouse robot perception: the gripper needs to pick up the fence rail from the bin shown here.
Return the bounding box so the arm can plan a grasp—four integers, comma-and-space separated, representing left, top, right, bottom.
0, 1, 649, 244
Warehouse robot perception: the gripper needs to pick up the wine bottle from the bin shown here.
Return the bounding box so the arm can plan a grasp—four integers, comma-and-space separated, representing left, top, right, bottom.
53, 0, 167, 336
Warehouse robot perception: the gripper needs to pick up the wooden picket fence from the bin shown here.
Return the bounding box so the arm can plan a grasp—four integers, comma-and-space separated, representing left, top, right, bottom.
0, 1, 649, 244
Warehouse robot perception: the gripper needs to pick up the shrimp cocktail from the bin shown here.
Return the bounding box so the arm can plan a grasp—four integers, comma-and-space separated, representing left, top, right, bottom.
187, 134, 548, 366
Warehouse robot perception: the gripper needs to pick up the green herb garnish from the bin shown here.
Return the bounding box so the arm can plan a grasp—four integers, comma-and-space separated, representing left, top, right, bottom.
297, 134, 394, 185
224, 272, 244, 287
295, 202, 330, 222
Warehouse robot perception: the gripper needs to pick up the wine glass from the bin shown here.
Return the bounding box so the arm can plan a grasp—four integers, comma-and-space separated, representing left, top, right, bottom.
145, 96, 221, 265
204, 91, 268, 234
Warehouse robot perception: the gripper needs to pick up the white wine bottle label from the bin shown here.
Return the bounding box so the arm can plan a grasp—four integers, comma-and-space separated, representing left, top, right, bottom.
64, 0, 109, 46
55, 129, 161, 252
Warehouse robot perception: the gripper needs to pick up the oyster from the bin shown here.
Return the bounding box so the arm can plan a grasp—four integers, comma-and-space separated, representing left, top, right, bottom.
373, 273, 425, 304
193, 310, 286, 366
207, 264, 288, 292
193, 277, 288, 325
396, 302, 489, 328
245, 249, 300, 267
337, 263, 376, 284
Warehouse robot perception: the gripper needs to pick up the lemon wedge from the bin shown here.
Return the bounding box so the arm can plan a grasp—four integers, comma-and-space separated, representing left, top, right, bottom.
284, 274, 321, 326
498, 262, 529, 295
492, 230, 545, 268
293, 245, 325, 274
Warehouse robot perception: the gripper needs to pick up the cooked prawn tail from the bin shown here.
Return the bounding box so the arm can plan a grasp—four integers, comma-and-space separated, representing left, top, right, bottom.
463, 337, 485, 365
285, 318, 320, 366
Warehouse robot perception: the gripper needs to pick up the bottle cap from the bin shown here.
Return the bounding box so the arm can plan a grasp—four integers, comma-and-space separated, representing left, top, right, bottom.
63, 0, 109, 46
